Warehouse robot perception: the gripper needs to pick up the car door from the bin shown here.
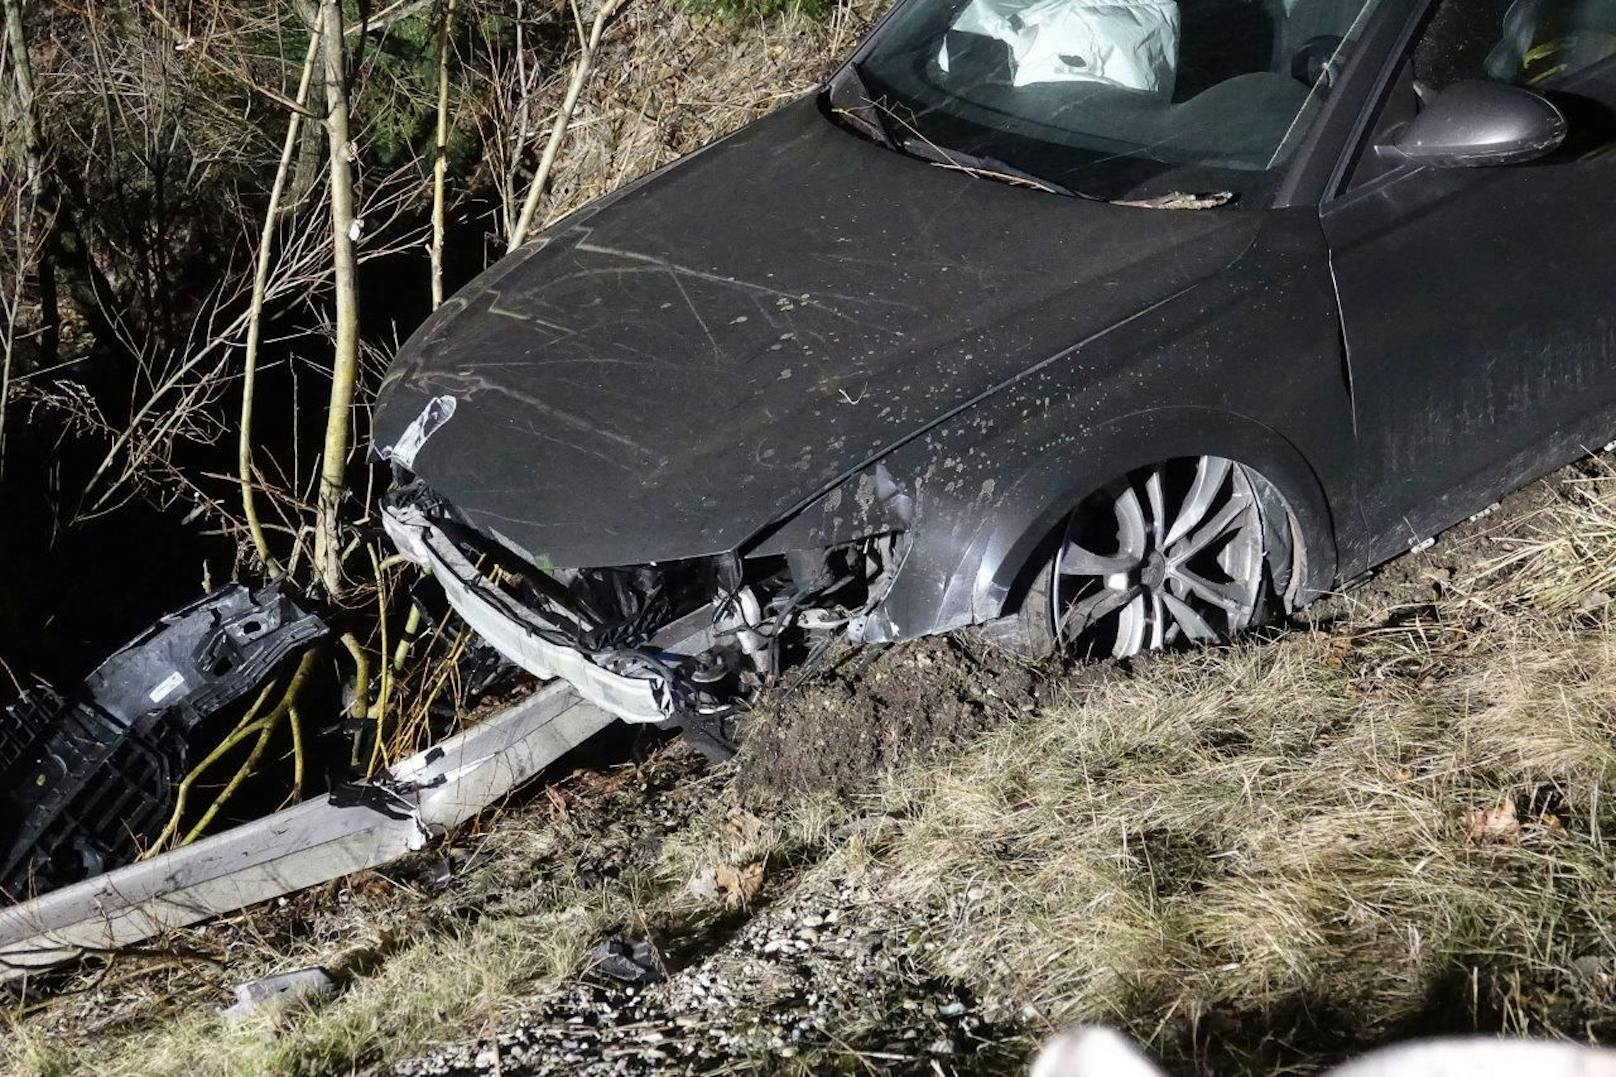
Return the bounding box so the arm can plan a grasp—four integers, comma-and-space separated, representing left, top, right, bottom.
1320, 0, 1616, 554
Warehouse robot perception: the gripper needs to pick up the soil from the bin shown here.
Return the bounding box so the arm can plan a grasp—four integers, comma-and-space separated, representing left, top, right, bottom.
736, 635, 1057, 804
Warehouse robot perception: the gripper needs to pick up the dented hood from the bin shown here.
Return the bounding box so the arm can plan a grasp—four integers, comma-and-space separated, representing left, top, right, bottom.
373, 96, 1259, 568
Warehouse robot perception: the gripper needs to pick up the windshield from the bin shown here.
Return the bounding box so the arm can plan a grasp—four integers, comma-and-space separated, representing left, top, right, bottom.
847, 0, 1380, 201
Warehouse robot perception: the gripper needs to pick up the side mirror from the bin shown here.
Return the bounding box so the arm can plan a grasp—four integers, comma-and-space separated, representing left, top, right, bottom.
1381, 80, 1566, 167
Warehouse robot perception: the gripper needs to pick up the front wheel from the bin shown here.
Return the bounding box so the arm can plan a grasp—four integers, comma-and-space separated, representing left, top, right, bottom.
1015, 456, 1293, 659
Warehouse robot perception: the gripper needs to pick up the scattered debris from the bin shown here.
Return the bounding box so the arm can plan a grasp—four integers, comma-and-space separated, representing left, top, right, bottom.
0, 583, 325, 899
220, 967, 337, 1023
588, 935, 664, 985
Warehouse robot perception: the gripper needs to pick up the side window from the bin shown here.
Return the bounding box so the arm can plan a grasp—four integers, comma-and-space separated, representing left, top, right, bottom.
1414, 0, 1616, 91
1411, 0, 1514, 93
1489, 0, 1616, 86
1343, 0, 1616, 190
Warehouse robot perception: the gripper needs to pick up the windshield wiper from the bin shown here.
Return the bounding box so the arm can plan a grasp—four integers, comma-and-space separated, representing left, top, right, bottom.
896, 136, 1083, 198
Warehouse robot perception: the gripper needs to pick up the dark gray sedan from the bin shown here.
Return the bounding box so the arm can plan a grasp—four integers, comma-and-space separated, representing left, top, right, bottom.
376, 0, 1616, 749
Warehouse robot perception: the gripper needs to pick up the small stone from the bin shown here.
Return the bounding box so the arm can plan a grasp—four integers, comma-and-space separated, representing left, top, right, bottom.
1572, 955, 1609, 979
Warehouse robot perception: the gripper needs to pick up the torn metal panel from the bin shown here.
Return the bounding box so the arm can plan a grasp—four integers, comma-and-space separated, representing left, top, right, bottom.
0, 682, 613, 980
83, 583, 325, 728
383, 503, 669, 724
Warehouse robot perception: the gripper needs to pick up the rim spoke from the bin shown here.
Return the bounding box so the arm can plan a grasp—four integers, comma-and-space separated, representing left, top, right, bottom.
1161, 591, 1217, 642
1145, 470, 1166, 547
1164, 456, 1230, 548
1172, 489, 1253, 560
1173, 566, 1254, 616
1112, 592, 1149, 658
1060, 540, 1141, 577
1060, 583, 1141, 637
1114, 486, 1148, 563
1149, 591, 1166, 650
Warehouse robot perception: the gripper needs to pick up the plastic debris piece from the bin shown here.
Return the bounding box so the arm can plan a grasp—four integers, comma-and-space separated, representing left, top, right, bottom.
220, 967, 337, 1022
588, 935, 664, 985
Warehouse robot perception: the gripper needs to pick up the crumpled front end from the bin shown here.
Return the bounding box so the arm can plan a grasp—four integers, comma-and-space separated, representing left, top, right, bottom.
382, 482, 906, 746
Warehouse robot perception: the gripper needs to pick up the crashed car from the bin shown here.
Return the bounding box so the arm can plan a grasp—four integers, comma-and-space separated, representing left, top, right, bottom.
377, 0, 1616, 748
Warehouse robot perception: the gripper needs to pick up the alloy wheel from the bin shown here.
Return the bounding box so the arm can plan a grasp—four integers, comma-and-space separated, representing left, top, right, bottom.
1051, 456, 1266, 659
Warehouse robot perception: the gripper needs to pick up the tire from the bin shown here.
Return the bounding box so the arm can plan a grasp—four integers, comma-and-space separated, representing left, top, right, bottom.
1010, 456, 1299, 660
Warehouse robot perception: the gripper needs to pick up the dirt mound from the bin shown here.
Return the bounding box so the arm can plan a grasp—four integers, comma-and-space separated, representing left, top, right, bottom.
738, 635, 1078, 803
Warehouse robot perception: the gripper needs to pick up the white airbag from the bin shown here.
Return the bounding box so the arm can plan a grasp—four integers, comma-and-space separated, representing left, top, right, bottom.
941, 0, 1181, 93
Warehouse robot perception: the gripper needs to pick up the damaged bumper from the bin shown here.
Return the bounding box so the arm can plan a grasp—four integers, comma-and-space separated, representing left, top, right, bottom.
381, 486, 907, 740
382, 504, 671, 724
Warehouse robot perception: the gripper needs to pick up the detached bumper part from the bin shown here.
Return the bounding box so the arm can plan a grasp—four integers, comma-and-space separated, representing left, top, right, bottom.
0, 688, 180, 897
382, 505, 669, 724
0, 583, 327, 900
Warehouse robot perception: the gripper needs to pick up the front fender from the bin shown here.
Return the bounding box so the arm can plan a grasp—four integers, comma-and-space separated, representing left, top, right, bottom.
858, 403, 1340, 642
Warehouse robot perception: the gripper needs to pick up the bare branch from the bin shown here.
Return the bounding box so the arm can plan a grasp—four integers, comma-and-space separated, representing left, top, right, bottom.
314, 0, 361, 598
430, 0, 455, 309
508, 0, 627, 251
241, 12, 326, 580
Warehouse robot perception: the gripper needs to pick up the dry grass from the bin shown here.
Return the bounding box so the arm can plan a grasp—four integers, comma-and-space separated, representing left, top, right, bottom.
507, 0, 876, 237
17, 472, 1616, 1074
2, 760, 716, 1077
835, 472, 1616, 1070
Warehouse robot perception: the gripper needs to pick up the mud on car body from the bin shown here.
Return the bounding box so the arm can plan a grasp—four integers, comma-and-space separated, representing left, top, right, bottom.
376, 0, 1616, 748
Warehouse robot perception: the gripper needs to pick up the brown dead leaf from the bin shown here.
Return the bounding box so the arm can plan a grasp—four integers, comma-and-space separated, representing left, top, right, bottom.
1463, 797, 1521, 845
714, 861, 765, 908
1539, 812, 1566, 836
342, 869, 392, 898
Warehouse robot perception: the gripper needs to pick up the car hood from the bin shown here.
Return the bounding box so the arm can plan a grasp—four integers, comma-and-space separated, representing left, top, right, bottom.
374, 96, 1261, 568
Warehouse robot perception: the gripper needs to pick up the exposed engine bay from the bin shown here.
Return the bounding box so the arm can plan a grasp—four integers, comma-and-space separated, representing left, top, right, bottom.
382, 480, 906, 752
